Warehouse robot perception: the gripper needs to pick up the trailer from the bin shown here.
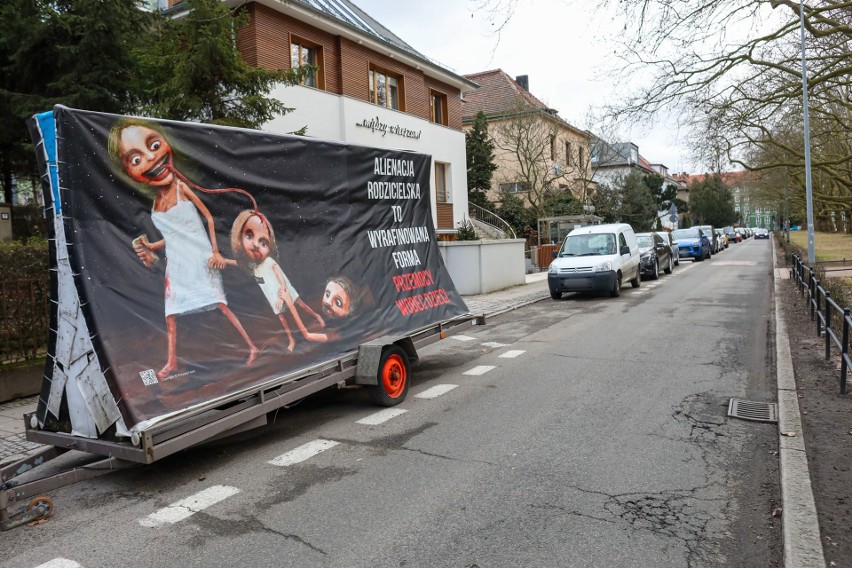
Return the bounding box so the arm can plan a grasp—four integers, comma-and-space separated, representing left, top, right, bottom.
1, 106, 480, 529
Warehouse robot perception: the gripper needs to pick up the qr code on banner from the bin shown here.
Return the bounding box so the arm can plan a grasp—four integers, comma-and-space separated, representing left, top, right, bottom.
140, 369, 158, 386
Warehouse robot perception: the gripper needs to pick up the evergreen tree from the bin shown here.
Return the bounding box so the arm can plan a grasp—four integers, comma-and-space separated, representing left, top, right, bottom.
136, 0, 305, 128
618, 171, 657, 231
496, 191, 535, 238
0, 0, 149, 203
465, 111, 497, 210
689, 175, 737, 227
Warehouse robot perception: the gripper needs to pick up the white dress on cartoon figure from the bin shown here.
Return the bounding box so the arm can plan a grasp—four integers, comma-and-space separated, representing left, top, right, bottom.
253, 257, 298, 315
151, 181, 226, 316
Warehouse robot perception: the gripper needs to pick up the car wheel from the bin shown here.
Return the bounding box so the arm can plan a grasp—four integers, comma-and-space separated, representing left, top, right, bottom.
651, 260, 659, 280
610, 272, 622, 297
630, 269, 641, 288
664, 256, 673, 274
550, 291, 562, 300
674, 253, 680, 266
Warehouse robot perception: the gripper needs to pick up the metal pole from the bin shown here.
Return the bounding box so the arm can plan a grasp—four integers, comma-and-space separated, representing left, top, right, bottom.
800, 0, 815, 265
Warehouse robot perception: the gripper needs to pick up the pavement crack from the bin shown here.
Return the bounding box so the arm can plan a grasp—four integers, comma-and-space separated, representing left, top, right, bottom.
400, 446, 499, 466
261, 526, 328, 555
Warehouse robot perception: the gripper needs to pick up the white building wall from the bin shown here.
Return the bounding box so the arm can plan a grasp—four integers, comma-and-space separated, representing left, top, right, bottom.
265, 85, 468, 231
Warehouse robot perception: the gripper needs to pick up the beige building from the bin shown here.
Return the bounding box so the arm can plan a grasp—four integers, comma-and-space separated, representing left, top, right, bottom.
462, 70, 594, 213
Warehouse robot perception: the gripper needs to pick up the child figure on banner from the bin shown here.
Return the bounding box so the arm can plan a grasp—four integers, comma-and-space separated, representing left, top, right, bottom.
229, 210, 328, 352
108, 118, 259, 380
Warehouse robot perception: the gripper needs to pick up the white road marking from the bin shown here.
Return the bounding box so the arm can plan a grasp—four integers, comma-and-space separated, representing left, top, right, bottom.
415, 384, 459, 399
138, 485, 241, 527
356, 408, 408, 425
268, 439, 340, 467
715, 261, 758, 266
35, 560, 81, 568
451, 335, 476, 342
481, 341, 508, 348
499, 350, 526, 359
463, 365, 496, 376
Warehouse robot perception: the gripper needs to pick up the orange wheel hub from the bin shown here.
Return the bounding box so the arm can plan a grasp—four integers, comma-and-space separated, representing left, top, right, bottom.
381, 354, 407, 398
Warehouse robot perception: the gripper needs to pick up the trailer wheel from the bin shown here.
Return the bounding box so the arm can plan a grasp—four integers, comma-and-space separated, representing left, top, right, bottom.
27, 496, 54, 520
367, 345, 410, 406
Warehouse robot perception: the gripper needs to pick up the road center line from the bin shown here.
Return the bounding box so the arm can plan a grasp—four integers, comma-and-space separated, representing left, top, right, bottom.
138, 485, 241, 527
463, 365, 496, 376
268, 439, 340, 467
356, 408, 408, 425
499, 350, 526, 359
35, 560, 82, 568
415, 384, 459, 399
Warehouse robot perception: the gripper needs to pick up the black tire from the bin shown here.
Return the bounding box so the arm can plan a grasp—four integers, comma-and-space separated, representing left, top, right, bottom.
674, 254, 680, 266
630, 269, 641, 288
366, 345, 410, 406
650, 260, 659, 280
550, 291, 562, 300
609, 273, 622, 297
664, 256, 673, 274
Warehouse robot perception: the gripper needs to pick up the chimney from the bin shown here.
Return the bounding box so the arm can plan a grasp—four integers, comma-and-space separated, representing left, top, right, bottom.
515, 75, 529, 91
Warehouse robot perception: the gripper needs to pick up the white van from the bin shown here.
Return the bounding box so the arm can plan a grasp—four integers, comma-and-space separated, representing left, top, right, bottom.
547, 223, 642, 299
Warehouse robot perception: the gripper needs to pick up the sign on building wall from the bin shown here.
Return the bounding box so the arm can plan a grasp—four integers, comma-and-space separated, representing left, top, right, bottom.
29, 106, 468, 435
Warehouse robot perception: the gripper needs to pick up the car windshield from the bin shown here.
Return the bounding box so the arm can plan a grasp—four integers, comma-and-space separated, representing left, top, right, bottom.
672, 229, 700, 240
560, 233, 617, 256
636, 235, 653, 248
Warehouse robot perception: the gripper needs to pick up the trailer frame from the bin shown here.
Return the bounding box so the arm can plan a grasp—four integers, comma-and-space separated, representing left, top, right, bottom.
0, 313, 484, 530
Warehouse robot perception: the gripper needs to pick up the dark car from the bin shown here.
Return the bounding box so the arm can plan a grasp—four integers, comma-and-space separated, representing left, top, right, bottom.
697, 225, 719, 254
723, 226, 740, 243
656, 230, 680, 266
671, 227, 712, 261
636, 232, 674, 278
754, 228, 770, 239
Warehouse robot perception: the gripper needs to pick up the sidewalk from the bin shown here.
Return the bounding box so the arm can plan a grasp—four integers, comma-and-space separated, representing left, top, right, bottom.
0, 271, 552, 467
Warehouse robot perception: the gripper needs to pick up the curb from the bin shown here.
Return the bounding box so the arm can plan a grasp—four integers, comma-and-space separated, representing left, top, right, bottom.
773, 242, 826, 567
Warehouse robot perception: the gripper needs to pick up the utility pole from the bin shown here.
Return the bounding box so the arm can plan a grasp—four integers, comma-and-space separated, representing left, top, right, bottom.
799, 0, 815, 264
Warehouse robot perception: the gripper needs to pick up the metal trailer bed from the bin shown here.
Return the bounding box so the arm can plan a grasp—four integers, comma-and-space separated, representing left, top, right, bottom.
1, 313, 485, 530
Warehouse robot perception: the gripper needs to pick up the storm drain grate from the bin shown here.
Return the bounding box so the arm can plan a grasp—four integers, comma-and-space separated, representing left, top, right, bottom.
727, 399, 778, 423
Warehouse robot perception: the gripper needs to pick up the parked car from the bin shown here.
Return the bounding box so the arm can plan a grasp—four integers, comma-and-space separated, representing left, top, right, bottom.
715, 228, 729, 249
723, 226, 740, 243
671, 227, 712, 261
754, 228, 770, 239
697, 225, 719, 254
656, 230, 680, 266
636, 232, 674, 279
735, 227, 746, 241
548, 223, 642, 299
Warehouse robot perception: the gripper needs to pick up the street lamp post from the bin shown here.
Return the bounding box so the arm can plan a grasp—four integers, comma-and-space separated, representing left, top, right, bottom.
799, 0, 815, 264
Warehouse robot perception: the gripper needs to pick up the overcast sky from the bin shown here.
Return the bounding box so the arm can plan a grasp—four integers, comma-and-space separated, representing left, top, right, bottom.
354, 0, 698, 173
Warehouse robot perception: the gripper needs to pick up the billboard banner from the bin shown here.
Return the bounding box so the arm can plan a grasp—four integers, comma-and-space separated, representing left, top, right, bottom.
30, 106, 468, 434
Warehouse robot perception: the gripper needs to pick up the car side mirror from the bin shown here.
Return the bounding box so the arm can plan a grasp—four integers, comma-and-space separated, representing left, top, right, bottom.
552, 251, 558, 259
620, 245, 630, 255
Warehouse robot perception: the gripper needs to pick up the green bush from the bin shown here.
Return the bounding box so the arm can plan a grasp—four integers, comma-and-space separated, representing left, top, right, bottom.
0, 237, 50, 282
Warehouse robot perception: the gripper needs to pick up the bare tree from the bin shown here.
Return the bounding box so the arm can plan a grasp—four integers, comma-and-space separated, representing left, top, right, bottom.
489, 100, 592, 219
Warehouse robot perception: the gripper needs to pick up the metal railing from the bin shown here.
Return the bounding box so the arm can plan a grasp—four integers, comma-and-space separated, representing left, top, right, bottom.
467, 203, 517, 239
790, 253, 852, 394
0, 278, 49, 365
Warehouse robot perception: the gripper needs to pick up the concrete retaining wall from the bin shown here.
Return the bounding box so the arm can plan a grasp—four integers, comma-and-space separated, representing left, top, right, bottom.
439, 239, 526, 295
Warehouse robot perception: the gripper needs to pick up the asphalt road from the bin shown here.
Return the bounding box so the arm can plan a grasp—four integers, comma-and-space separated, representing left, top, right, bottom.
2, 238, 781, 568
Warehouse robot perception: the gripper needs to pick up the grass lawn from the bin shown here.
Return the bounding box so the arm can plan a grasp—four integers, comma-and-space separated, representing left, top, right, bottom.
787, 231, 852, 262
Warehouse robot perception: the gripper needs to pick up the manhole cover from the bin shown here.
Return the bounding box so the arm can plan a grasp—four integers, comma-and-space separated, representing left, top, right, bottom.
728, 399, 778, 423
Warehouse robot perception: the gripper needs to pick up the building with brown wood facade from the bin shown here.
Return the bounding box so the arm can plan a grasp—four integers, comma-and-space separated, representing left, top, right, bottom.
158, 0, 478, 235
